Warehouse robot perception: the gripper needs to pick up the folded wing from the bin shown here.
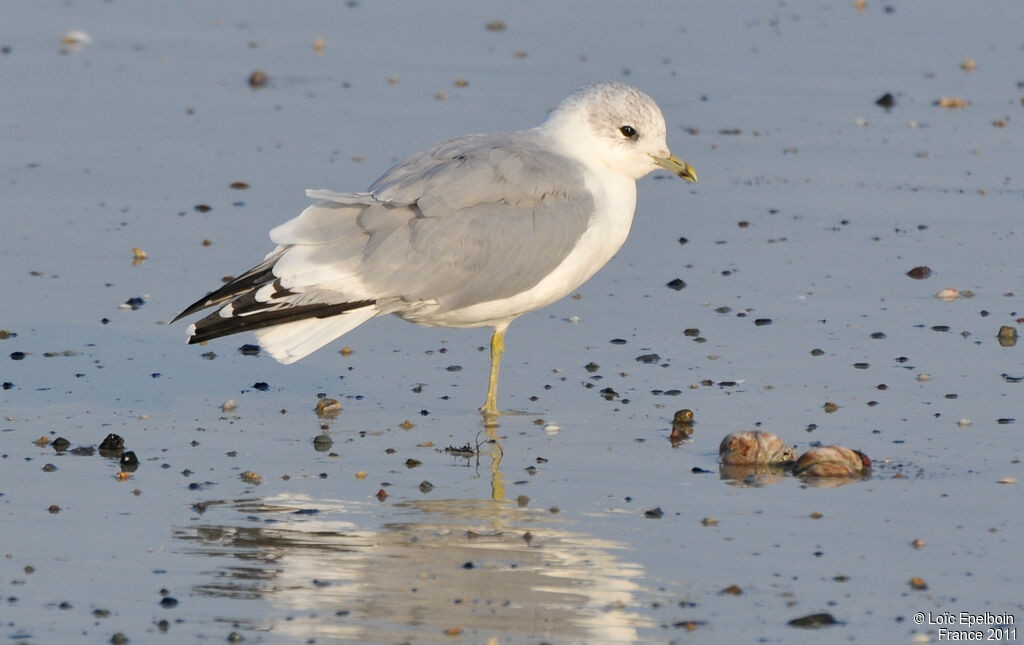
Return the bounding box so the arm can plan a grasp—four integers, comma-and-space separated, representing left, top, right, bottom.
174, 130, 595, 363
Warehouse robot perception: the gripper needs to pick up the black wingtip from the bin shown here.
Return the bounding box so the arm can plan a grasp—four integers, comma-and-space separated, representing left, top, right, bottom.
173, 251, 283, 325
170, 294, 216, 325
186, 299, 376, 345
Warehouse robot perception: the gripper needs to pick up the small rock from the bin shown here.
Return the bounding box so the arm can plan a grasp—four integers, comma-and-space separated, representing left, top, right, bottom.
248, 70, 268, 87
99, 433, 125, 452
315, 398, 341, 418
997, 325, 1017, 339
788, 613, 840, 628
238, 344, 261, 356
673, 409, 694, 425
875, 92, 896, 109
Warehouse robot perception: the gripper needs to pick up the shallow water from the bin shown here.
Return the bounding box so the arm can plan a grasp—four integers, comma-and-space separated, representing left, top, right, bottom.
3, 2, 1023, 643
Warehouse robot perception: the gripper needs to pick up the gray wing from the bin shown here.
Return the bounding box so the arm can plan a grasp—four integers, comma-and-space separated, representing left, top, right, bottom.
282, 131, 595, 312
177, 130, 596, 340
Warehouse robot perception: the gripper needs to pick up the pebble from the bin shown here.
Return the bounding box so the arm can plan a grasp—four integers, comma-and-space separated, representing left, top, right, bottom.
61, 30, 92, 51
875, 92, 896, 109
248, 70, 268, 88
315, 398, 341, 418
670, 409, 694, 446
99, 433, 125, 453
120, 451, 139, 471
788, 613, 839, 628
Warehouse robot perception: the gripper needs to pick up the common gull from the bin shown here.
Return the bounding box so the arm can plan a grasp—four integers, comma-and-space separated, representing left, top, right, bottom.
174, 81, 697, 416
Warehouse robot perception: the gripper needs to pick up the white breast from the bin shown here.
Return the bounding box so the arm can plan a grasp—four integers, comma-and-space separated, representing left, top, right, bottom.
412, 169, 638, 329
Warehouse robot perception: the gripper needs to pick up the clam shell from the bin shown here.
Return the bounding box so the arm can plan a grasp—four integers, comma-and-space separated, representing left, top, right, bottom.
718, 431, 797, 466
793, 446, 870, 477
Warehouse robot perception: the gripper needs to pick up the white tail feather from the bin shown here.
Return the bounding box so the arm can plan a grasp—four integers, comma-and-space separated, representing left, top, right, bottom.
254, 308, 377, 364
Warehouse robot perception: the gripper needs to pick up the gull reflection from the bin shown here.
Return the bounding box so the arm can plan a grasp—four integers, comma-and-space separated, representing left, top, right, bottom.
175, 492, 652, 643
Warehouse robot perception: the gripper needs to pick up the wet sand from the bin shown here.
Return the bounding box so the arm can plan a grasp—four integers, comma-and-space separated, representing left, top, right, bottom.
3, 2, 1022, 643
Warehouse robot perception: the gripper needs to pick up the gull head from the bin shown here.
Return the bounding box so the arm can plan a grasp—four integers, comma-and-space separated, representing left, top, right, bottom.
544, 81, 697, 183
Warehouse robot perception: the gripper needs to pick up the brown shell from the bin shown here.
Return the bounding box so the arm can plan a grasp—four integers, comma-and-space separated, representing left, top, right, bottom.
718, 431, 797, 466
793, 446, 870, 477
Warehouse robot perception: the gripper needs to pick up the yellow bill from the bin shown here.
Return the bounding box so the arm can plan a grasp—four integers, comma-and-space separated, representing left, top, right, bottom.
653, 154, 698, 183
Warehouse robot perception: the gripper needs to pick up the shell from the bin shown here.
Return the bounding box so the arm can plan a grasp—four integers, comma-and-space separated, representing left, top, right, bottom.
793, 446, 871, 477
718, 431, 797, 466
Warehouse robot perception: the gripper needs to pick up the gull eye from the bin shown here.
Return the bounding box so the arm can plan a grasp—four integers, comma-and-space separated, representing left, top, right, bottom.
619, 125, 638, 139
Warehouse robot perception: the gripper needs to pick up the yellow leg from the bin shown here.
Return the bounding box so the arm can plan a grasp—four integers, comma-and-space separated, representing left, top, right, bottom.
480, 325, 506, 417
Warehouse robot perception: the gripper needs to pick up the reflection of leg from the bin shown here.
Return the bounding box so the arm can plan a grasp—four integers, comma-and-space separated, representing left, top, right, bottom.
480, 323, 508, 416
487, 425, 504, 501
